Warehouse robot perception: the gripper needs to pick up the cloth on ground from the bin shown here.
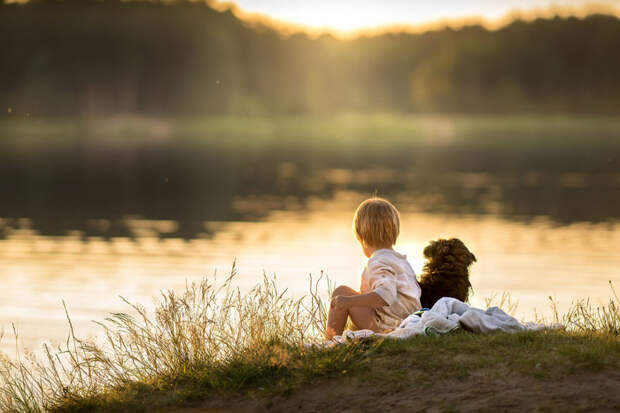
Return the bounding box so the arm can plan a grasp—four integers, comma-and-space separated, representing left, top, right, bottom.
320, 297, 562, 346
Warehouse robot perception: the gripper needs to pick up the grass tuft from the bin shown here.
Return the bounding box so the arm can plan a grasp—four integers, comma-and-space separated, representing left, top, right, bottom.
0, 263, 331, 412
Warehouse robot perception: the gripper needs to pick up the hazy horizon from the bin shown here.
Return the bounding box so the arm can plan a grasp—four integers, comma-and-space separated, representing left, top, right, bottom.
211, 0, 620, 36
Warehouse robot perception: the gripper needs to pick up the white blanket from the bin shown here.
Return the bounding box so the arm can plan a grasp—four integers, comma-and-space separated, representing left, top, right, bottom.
322, 297, 562, 346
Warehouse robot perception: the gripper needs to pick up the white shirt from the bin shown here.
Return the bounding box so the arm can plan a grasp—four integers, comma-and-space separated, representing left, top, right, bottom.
360, 248, 422, 331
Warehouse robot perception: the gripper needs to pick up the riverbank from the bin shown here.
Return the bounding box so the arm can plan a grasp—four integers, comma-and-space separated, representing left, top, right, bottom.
54, 331, 620, 412
2, 271, 619, 412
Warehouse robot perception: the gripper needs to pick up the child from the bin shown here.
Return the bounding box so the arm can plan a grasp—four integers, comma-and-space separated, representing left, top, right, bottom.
326, 197, 421, 339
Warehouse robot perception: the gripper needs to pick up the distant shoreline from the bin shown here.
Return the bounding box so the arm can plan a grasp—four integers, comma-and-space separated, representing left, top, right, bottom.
2, 2, 620, 116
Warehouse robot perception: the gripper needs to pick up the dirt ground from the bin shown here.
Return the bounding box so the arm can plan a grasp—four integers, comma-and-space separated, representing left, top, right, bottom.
173, 368, 620, 413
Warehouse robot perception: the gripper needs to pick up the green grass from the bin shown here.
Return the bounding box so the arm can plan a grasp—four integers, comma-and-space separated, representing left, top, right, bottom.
0, 264, 619, 413
48, 332, 620, 413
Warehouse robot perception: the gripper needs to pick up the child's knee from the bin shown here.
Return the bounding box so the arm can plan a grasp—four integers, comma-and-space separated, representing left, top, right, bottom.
332, 285, 353, 297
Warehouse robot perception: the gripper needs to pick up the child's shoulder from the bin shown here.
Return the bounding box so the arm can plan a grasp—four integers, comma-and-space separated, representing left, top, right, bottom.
368, 248, 409, 268
370, 248, 407, 260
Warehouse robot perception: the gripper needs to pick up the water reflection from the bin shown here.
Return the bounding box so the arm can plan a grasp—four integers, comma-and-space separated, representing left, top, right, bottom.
2, 116, 620, 236
1, 191, 619, 355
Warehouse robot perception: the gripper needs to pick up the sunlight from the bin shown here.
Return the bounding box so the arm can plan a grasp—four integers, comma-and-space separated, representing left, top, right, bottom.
212, 0, 620, 35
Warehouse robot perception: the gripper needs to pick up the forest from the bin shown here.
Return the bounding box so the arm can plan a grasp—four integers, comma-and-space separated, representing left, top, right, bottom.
2, 0, 620, 116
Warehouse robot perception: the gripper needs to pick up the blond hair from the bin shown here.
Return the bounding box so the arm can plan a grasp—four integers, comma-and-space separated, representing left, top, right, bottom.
353, 197, 400, 248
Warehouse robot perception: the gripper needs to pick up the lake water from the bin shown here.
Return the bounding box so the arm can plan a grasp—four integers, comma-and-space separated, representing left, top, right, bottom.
1, 115, 619, 354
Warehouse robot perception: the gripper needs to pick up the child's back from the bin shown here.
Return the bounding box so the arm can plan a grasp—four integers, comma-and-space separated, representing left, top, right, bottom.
361, 248, 421, 331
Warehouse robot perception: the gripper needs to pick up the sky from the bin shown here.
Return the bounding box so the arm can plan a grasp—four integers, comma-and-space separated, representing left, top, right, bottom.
212, 0, 620, 35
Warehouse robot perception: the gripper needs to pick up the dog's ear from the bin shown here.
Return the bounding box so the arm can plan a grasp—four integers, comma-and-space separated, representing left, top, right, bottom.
467, 251, 477, 265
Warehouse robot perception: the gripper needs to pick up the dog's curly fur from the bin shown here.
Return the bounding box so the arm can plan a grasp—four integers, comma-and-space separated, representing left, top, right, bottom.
418, 238, 476, 309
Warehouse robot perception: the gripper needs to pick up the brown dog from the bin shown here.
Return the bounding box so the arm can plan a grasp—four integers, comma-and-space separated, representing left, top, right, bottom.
419, 238, 477, 309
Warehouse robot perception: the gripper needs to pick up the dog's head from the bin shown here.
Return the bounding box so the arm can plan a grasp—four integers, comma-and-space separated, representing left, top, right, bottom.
423, 238, 476, 273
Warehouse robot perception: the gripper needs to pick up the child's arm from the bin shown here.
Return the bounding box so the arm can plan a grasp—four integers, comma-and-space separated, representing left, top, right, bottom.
332, 291, 387, 310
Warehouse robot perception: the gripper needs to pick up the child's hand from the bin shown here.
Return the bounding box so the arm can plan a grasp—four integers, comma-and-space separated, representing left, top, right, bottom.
331, 295, 349, 310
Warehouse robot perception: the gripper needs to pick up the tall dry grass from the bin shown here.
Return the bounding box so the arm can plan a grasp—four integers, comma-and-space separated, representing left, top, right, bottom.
485, 283, 620, 335
560, 281, 620, 335
0, 264, 618, 413
0, 263, 331, 412
484, 291, 519, 316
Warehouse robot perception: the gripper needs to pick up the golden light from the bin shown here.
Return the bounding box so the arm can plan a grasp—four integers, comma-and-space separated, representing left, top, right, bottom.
211, 0, 620, 36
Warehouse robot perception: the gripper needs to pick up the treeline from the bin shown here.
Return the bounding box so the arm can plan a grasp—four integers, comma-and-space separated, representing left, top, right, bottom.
2, 0, 620, 116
